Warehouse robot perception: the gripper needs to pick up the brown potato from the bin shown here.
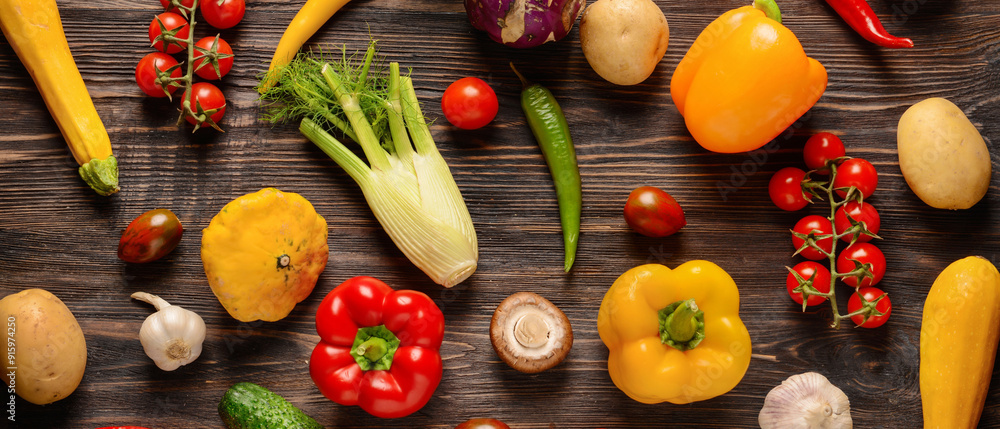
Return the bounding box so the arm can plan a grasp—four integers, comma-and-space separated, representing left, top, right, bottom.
0, 289, 87, 405
897, 98, 992, 209
580, 0, 669, 85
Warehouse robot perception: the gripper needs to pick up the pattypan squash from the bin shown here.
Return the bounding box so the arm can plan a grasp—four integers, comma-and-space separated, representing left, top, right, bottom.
202, 188, 329, 322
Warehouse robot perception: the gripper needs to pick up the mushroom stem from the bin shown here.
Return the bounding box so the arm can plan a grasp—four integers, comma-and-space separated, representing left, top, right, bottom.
658, 299, 706, 351
513, 313, 549, 348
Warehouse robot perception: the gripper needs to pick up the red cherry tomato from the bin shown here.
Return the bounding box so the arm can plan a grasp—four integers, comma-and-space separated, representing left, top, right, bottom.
837, 242, 886, 287
791, 215, 834, 260
159, 0, 194, 14
148, 12, 189, 54
834, 201, 880, 243
455, 419, 510, 429
847, 287, 891, 328
200, 0, 245, 29
441, 77, 499, 130
182, 82, 226, 127
193, 36, 234, 80
118, 209, 184, 263
135, 52, 181, 98
803, 132, 845, 172
786, 261, 832, 307
623, 186, 686, 237
833, 158, 878, 199
768, 167, 809, 211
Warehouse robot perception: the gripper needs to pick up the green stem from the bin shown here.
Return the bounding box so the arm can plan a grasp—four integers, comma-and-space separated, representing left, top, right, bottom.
753, 0, 782, 23
350, 325, 401, 371
387, 62, 415, 171
658, 299, 706, 351
400, 76, 436, 154
78, 155, 120, 196
355, 337, 390, 362
299, 118, 370, 186
320, 64, 392, 171
824, 177, 842, 328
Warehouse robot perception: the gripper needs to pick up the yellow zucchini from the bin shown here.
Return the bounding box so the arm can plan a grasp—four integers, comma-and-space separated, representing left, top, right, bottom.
258, 0, 354, 92
920, 256, 1000, 428
0, 0, 118, 195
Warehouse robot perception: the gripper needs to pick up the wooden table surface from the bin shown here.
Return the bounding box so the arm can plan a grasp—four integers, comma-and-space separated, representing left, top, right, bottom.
2, 0, 999, 427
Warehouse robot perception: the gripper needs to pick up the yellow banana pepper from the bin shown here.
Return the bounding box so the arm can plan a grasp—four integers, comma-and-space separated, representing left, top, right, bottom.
597, 262, 752, 404
670, 1, 827, 153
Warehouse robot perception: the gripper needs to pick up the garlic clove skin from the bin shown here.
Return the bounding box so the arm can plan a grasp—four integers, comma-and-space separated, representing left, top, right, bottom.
133, 292, 207, 371
759, 372, 852, 429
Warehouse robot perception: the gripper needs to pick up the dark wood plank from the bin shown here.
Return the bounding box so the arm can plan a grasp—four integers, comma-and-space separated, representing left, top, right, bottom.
2, 0, 999, 427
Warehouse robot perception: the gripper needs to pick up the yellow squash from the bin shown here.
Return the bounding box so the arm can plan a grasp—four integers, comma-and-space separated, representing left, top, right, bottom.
920, 256, 1000, 428
202, 188, 329, 322
259, 0, 354, 92
0, 0, 118, 195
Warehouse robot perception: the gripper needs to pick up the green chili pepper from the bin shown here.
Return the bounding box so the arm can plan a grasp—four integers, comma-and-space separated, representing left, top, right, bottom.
511, 63, 581, 272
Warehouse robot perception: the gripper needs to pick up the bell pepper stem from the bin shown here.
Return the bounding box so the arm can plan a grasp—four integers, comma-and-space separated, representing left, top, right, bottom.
753, 0, 782, 23
658, 299, 706, 351
356, 337, 390, 362
350, 325, 401, 371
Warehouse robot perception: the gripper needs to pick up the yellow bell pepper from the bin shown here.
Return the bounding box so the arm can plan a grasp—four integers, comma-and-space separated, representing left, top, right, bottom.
670, 2, 827, 153
597, 262, 752, 404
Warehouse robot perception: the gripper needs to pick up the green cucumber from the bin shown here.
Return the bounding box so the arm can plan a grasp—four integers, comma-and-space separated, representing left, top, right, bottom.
218, 382, 324, 429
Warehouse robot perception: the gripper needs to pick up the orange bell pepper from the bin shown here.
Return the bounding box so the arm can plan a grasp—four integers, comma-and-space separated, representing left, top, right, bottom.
670, 1, 827, 153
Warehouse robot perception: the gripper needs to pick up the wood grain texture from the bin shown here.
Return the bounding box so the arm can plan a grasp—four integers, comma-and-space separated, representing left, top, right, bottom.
1, 0, 999, 427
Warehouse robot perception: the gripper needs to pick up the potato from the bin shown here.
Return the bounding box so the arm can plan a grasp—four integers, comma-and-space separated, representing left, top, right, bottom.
0, 289, 87, 405
579, 0, 668, 86
897, 97, 992, 210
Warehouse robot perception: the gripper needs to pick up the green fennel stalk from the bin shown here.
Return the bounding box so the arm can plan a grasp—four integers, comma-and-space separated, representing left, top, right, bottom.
259, 42, 478, 287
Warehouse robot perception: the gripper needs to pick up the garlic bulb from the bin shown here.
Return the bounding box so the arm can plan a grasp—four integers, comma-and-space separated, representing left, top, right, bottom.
131, 292, 207, 371
759, 372, 852, 429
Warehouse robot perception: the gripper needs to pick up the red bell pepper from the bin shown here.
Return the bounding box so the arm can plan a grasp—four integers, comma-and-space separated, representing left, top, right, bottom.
309, 276, 445, 418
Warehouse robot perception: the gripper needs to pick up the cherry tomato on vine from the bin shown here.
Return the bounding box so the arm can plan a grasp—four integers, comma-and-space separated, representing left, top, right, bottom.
441, 77, 499, 130
148, 12, 190, 54
847, 287, 891, 328
834, 201, 880, 243
118, 209, 184, 263
623, 186, 686, 237
454, 419, 510, 429
837, 242, 886, 287
193, 36, 234, 80
768, 167, 809, 211
182, 82, 226, 127
833, 158, 878, 199
159, 0, 194, 14
803, 132, 845, 172
200, 0, 245, 29
786, 261, 832, 307
135, 52, 181, 98
791, 215, 834, 261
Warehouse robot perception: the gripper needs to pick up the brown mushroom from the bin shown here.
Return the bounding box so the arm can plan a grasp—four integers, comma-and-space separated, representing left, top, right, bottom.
489, 292, 572, 373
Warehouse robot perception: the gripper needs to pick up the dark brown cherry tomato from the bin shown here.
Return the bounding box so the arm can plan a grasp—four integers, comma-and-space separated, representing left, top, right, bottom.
455, 419, 511, 429
624, 186, 686, 237
118, 209, 183, 263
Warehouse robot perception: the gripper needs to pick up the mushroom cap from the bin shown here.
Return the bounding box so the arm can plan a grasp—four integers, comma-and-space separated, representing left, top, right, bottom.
759, 372, 853, 429
490, 292, 573, 373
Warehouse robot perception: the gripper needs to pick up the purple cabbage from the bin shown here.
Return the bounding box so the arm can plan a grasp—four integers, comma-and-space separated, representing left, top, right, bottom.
465, 0, 587, 49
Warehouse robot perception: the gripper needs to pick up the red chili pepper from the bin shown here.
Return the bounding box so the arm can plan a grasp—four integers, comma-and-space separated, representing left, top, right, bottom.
824, 0, 913, 48
309, 276, 444, 419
